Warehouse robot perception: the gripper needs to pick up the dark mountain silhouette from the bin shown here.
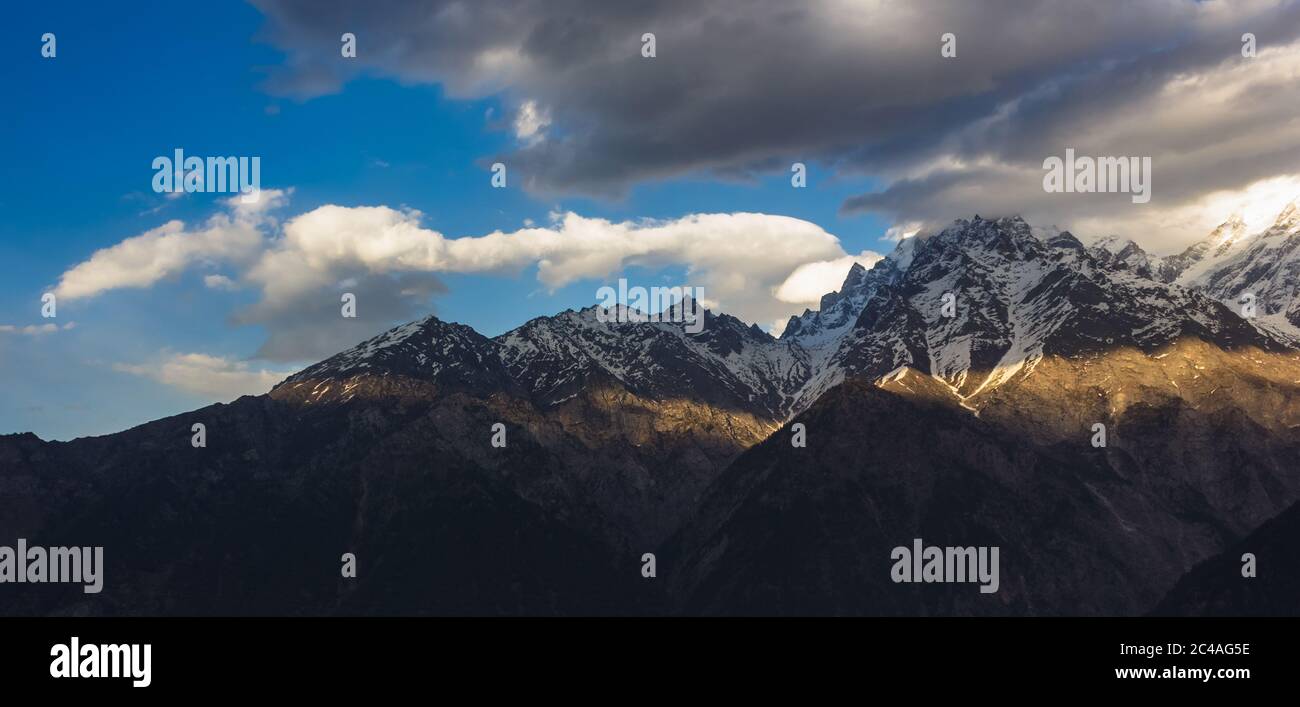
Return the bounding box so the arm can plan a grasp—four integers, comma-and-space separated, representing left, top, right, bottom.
1153, 500, 1300, 616
4, 209, 1300, 616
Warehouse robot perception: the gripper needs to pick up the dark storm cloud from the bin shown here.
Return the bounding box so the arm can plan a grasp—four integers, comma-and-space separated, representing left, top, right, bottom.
252, 0, 1300, 246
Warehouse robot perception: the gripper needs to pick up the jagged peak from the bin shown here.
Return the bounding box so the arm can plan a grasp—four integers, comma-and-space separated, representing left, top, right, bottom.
1114, 240, 1148, 258
278, 313, 498, 388
817, 263, 868, 312
938, 214, 1033, 239
916, 214, 1042, 263
1089, 234, 1130, 253
350, 313, 481, 346
782, 214, 1042, 343
1271, 200, 1299, 231
1043, 230, 1086, 251
904, 214, 1028, 246
832, 261, 869, 299
1208, 213, 1248, 244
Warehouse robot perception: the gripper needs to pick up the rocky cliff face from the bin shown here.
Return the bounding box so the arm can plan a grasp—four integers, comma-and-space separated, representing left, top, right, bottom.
4, 208, 1300, 616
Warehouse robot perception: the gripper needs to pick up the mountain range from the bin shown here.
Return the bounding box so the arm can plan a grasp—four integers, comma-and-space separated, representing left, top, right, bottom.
4, 203, 1300, 615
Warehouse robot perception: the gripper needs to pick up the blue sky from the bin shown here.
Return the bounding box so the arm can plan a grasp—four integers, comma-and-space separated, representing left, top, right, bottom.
0, 2, 893, 440
8, 1, 1299, 441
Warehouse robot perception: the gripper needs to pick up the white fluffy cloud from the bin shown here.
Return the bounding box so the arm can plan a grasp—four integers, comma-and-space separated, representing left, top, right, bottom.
243, 205, 848, 325
54, 190, 288, 300
114, 352, 295, 400
56, 193, 868, 350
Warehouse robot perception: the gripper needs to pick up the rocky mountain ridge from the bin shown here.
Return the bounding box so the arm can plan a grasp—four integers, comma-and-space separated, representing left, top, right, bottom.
4, 207, 1300, 615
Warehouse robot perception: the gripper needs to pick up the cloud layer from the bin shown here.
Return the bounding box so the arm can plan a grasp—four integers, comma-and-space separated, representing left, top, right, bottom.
56, 194, 870, 360
252, 0, 1300, 249
54, 191, 286, 300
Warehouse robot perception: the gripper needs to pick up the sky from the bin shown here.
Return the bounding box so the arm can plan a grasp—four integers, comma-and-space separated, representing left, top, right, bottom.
3, 0, 1300, 441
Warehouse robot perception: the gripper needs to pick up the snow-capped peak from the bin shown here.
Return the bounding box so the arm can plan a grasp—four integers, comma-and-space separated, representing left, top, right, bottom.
1273, 201, 1299, 232
279, 209, 1300, 419
1188, 199, 1300, 329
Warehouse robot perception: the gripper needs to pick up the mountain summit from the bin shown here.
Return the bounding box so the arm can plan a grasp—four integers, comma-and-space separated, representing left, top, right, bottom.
280, 209, 1300, 421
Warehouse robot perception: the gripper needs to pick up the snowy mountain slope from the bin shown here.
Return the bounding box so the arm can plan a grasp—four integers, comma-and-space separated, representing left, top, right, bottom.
276, 316, 518, 404
1079, 202, 1300, 341
1191, 202, 1300, 327
1086, 214, 1253, 285
1089, 234, 1174, 282
278, 207, 1300, 423
495, 303, 806, 418
1171, 214, 1252, 285
788, 215, 1287, 411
